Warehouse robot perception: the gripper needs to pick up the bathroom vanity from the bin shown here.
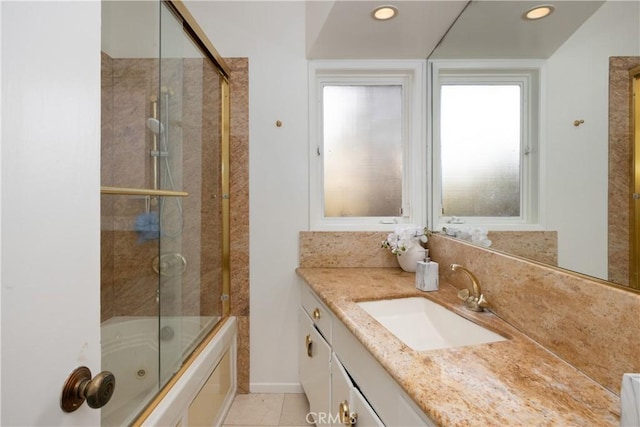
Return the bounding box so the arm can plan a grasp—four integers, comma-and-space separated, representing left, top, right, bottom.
299, 282, 432, 426
296, 267, 620, 426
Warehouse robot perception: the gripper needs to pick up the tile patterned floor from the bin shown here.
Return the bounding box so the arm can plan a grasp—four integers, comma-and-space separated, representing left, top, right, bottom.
222, 393, 314, 427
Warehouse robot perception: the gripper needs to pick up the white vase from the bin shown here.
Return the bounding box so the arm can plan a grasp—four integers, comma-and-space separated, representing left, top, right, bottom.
396, 245, 426, 273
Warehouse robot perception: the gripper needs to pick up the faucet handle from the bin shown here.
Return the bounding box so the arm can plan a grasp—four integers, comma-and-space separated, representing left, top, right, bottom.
457, 288, 470, 301
477, 294, 489, 309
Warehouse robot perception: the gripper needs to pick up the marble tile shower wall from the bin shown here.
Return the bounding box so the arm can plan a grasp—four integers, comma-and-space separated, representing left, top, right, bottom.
101, 54, 250, 393
175, 56, 222, 319
299, 231, 640, 394
101, 52, 160, 321
100, 52, 222, 322
226, 58, 251, 394
198, 58, 224, 318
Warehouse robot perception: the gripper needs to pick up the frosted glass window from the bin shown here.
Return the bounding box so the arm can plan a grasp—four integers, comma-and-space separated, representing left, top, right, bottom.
440, 85, 521, 217
323, 85, 402, 217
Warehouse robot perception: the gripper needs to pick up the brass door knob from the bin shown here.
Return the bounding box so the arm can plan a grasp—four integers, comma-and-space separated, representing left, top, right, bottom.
60, 366, 116, 412
312, 308, 321, 320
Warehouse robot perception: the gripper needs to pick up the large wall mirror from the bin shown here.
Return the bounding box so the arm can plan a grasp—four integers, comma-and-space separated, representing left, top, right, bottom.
429, 0, 640, 290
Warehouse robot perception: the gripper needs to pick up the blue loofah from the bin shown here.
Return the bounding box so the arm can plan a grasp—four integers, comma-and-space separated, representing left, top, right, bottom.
134, 211, 160, 243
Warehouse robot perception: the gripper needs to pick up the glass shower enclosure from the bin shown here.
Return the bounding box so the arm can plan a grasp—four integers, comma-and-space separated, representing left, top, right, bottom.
100, 1, 230, 424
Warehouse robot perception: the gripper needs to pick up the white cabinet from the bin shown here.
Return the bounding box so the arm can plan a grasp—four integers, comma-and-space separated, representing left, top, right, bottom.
299, 307, 332, 425
298, 281, 435, 427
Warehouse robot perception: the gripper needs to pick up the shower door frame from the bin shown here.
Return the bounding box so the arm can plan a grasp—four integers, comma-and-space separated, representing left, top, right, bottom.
632, 66, 640, 289
160, 0, 231, 316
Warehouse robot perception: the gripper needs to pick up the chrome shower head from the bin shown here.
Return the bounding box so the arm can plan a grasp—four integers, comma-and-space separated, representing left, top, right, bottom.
146, 118, 164, 135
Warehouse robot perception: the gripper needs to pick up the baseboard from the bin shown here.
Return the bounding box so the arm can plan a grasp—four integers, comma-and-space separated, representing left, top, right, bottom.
249, 382, 304, 394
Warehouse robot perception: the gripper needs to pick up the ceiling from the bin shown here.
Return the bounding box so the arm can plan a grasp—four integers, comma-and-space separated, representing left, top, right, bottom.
306, 1, 469, 59
431, 0, 605, 58
305, 0, 606, 60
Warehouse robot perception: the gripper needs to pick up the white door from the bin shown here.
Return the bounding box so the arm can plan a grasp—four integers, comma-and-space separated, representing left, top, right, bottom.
1, 1, 102, 425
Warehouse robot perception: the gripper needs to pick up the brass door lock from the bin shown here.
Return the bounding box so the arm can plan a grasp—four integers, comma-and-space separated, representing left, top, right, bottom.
60, 366, 115, 412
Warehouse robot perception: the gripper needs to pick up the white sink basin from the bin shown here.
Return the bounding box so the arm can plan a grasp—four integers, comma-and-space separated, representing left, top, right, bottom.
357, 297, 506, 351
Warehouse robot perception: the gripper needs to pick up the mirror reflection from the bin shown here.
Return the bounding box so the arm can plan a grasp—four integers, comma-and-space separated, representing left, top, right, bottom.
428, 0, 640, 289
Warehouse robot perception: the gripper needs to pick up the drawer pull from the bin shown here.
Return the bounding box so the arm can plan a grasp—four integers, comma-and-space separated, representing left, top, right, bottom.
305, 334, 313, 357
312, 308, 321, 320
339, 400, 357, 426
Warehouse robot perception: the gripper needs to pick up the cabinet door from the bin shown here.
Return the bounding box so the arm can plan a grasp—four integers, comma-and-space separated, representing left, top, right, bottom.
331, 354, 384, 427
299, 307, 332, 425
349, 388, 385, 427
331, 353, 352, 427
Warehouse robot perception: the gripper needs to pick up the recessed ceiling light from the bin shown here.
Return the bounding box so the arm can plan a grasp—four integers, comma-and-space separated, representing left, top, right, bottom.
523, 4, 555, 20
372, 5, 398, 21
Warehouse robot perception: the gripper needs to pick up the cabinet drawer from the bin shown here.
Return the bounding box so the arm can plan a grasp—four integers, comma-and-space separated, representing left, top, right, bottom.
301, 285, 332, 343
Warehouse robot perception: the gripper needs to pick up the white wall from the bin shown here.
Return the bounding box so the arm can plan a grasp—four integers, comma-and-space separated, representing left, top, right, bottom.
546, 1, 640, 279
1, 1, 101, 424
185, 1, 309, 392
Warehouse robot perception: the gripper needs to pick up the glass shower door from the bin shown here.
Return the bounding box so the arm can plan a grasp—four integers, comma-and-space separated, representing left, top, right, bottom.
101, 2, 162, 425
101, 1, 228, 424
157, 1, 225, 384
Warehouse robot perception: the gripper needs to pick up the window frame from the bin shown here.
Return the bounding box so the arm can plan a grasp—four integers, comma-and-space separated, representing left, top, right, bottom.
428, 60, 546, 232
309, 60, 426, 231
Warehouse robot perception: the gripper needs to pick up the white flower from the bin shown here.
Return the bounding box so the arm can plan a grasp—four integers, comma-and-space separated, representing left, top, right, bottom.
382, 226, 428, 255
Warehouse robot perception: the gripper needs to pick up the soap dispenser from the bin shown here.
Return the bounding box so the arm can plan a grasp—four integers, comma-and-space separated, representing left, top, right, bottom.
415, 250, 439, 292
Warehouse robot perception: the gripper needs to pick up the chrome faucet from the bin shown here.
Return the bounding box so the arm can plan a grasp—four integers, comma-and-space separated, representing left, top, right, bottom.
449, 264, 489, 312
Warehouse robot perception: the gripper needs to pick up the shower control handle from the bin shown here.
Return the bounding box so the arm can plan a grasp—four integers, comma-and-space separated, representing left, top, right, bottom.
60, 366, 116, 412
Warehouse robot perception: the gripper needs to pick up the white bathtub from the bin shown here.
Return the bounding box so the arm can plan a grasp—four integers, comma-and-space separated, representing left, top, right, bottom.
101, 316, 235, 426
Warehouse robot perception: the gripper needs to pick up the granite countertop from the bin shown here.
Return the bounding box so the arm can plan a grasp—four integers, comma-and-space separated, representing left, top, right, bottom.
296, 267, 620, 427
